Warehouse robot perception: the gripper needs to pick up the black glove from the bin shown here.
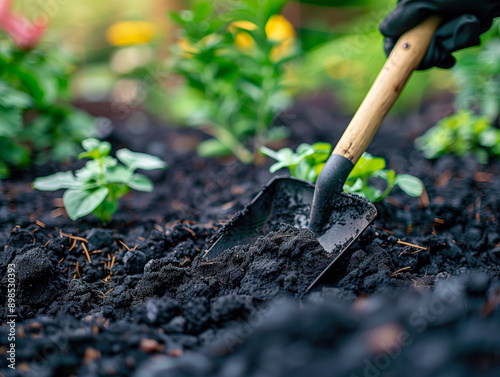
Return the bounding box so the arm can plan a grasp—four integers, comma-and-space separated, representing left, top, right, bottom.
380, 0, 500, 70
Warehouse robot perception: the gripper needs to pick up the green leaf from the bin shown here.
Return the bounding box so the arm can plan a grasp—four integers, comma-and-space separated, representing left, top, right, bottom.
82, 138, 100, 152
259, 145, 281, 160
92, 199, 119, 224
0, 82, 32, 108
75, 161, 101, 182
268, 161, 290, 173
349, 153, 385, 180
79, 138, 111, 160
372, 169, 396, 185
395, 174, 423, 197
170, 12, 187, 25
0, 141, 30, 168
193, 1, 212, 22
0, 108, 22, 137
272, 148, 294, 163
128, 174, 154, 192
364, 186, 380, 202
63, 187, 109, 220
311, 142, 332, 153
116, 149, 167, 171
33, 172, 79, 191
0, 159, 10, 179
12, 67, 45, 106
344, 177, 364, 193
80, 138, 100, 155
294, 160, 312, 181
296, 143, 315, 157
361, 156, 386, 176
372, 169, 396, 200
106, 165, 133, 184
32, 68, 58, 105
479, 128, 499, 147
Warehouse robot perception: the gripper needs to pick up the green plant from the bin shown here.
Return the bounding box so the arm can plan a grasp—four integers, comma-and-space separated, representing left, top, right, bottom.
343, 152, 423, 202
415, 22, 500, 164
296, 0, 451, 115
0, 36, 96, 178
452, 21, 500, 124
261, 144, 423, 202
168, 0, 298, 163
33, 138, 167, 223
260, 142, 332, 182
416, 109, 500, 164
0, 81, 32, 177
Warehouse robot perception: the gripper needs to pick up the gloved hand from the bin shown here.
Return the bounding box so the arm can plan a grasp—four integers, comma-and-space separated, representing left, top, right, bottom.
379, 0, 500, 70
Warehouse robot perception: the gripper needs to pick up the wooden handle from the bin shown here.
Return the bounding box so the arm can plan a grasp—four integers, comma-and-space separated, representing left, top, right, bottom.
332, 16, 441, 164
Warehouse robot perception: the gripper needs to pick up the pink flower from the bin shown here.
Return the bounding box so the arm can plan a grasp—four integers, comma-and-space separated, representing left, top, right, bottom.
0, 0, 46, 49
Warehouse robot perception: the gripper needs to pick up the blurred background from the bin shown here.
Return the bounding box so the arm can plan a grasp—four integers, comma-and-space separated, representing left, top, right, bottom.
2, 0, 500, 175
15, 0, 461, 113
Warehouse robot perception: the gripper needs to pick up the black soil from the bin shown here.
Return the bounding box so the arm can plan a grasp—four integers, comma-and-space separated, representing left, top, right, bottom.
1, 95, 500, 377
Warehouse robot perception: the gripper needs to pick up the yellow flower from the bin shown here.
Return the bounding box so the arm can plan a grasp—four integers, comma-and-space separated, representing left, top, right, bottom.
178, 37, 199, 57
265, 15, 295, 61
177, 34, 222, 57
265, 14, 295, 42
229, 20, 257, 32
230, 15, 296, 58
234, 31, 255, 49
230, 20, 257, 50
106, 21, 157, 46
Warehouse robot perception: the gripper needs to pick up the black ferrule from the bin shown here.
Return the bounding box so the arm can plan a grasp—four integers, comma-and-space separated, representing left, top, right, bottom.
309, 154, 354, 233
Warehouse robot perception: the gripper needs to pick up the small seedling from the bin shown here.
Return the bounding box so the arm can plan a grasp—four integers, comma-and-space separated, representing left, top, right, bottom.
416, 109, 500, 164
343, 152, 423, 202
260, 144, 423, 202
260, 142, 332, 183
33, 138, 167, 223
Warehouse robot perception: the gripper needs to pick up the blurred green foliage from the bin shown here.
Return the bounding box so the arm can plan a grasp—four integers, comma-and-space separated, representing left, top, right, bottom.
9, 0, 498, 170
167, 0, 297, 163
452, 20, 500, 124
260, 142, 331, 182
417, 21, 500, 163
80, 0, 455, 142
296, 0, 452, 113
0, 39, 96, 178
416, 110, 500, 164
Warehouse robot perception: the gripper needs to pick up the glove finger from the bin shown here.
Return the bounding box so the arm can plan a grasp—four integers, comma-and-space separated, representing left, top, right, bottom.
478, 18, 493, 34
379, 1, 437, 38
433, 54, 456, 69
383, 37, 396, 58
419, 14, 481, 69
437, 14, 481, 52
418, 33, 458, 70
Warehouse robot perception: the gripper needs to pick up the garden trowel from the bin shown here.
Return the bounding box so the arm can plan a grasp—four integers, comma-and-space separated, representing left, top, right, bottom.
203, 16, 441, 291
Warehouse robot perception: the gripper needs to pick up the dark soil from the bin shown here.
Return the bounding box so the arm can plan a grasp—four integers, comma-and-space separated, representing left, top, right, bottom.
1, 94, 500, 377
